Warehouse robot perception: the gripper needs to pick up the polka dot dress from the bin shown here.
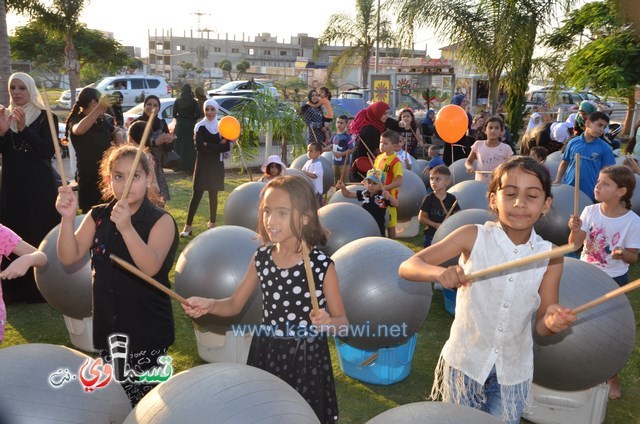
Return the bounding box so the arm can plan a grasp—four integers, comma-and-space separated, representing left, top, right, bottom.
247, 245, 339, 424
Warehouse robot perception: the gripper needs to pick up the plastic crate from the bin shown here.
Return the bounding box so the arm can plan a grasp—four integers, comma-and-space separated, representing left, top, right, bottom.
194, 328, 253, 364
334, 334, 417, 385
522, 383, 609, 424
443, 288, 457, 316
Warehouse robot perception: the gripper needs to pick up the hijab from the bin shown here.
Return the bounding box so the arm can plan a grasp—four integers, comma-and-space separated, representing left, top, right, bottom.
349, 101, 389, 136
8, 72, 46, 133
179, 84, 193, 100
550, 122, 572, 144
574, 100, 597, 129
450, 94, 466, 106
136, 95, 165, 132
526, 113, 542, 133
194, 99, 219, 134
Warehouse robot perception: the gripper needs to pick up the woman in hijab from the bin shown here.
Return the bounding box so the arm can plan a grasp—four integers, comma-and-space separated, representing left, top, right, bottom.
350, 101, 390, 160
443, 94, 473, 166
421, 109, 437, 145
300, 89, 326, 145
180, 99, 231, 237
520, 121, 570, 156
526, 112, 543, 133
173, 84, 202, 174
573, 100, 597, 136
0, 72, 59, 303
132, 95, 174, 203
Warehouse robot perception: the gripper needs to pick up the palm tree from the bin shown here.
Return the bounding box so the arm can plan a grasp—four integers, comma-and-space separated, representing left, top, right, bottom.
318, 0, 396, 88
0, 0, 11, 104
24, 0, 87, 106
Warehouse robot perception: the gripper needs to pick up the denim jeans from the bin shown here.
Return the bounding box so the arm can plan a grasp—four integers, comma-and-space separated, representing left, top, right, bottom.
613, 272, 628, 287
448, 365, 528, 424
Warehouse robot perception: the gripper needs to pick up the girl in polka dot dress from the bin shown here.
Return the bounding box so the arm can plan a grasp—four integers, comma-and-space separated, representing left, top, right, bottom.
183, 175, 348, 423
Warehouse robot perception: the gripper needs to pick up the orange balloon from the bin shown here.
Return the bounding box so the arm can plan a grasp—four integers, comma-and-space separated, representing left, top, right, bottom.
218, 116, 241, 140
435, 104, 468, 144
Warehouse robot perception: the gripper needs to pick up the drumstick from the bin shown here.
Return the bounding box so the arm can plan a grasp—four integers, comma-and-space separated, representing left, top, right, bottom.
474, 170, 493, 174
357, 135, 377, 169
573, 153, 581, 217
361, 352, 378, 366
41, 84, 67, 187
109, 254, 189, 305
444, 199, 458, 220
571, 278, 640, 315
301, 243, 320, 314
465, 243, 577, 281
308, 124, 320, 145
121, 109, 156, 200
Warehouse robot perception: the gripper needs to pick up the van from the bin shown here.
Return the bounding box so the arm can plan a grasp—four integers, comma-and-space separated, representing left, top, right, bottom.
93, 75, 171, 108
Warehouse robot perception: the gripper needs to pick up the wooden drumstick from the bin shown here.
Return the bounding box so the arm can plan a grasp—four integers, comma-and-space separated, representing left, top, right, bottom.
121, 110, 156, 200
41, 84, 67, 187
301, 243, 320, 314
571, 278, 640, 315
444, 199, 458, 221
573, 153, 581, 217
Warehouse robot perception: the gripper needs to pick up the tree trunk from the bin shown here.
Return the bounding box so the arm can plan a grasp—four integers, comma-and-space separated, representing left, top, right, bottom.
65, 32, 80, 107
487, 74, 500, 114
623, 88, 635, 135
0, 0, 11, 105
361, 50, 371, 89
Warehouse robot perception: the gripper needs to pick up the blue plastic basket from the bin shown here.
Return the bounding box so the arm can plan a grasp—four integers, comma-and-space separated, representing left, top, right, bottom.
443, 288, 457, 316
334, 334, 418, 385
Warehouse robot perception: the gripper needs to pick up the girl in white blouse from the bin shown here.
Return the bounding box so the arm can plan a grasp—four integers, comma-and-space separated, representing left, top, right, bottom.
400, 156, 576, 423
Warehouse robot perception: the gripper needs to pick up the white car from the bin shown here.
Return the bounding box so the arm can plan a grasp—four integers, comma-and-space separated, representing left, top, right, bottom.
208, 80, 278, 99
94, 75, 171, 108
56, 88, 84, 109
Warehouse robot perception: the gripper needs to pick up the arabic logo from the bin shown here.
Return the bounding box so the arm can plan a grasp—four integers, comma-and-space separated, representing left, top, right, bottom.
48, 369, 76, 388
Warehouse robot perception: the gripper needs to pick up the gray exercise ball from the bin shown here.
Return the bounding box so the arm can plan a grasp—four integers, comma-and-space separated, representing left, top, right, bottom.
631, 174, 640, 216
449, 158, 476, 185
0, 344, 130, 423
125, 362, 319, 424
328, 183, 363, 207
35, 215, 92, 320
321, 150, 334, 163
289, 154, 333, 194
174, 226, 262, 333
544, 155, 561, 182
223, 181, 266, 231
413, 159, 430, 189
447, 180, 489, 211
333, 237, 432, 350
533, 258, 636, 391
432, 209, 496, 267
534, 184, 592, 246
397, 170, 428, 222
318, 202, 381, 255
366, 401, 502, 423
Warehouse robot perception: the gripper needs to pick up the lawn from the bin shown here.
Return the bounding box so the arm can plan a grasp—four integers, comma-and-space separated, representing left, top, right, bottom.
4, 170, 639, 423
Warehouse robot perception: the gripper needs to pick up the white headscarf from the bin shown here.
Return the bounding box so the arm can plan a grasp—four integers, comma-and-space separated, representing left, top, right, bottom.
526, 112, 542, 133
565, 113, 576, 129
8, 72, 46, 133
551, 122, 572, 144
194, 99, 219, 135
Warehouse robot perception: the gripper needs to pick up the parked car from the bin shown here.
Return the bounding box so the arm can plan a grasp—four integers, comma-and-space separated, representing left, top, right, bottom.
525, 89, 582, 114
122, 95, 256, 129
338, 88, 427, 124
56, 88, 85, 109
208, 80, 278, 99
94, 75, 171, 108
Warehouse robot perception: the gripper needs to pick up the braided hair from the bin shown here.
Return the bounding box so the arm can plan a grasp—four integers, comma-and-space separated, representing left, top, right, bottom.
64, 87, 101, 139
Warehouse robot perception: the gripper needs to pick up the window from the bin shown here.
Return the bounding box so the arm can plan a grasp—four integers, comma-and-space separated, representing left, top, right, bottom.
155, 43, 163, 50
146, 79, 160, 89
280, 51, 287, 56
131, 79, 145, 89
177, 45, 185, 51
264, 50, 271, 55
249, 48, 254, 55
231, 48, 239, 53
214, 47, 221, 52
163, 41, 170, 50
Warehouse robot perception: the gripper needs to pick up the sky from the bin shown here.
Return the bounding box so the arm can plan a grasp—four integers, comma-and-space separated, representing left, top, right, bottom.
6, 0, 444, 57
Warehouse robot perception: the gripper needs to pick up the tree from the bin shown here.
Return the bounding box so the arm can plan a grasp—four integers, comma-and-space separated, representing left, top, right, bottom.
10, 23, 138, 87
219, 58, 251, 81
545, 0, 640, 133
318, 0, 396, 88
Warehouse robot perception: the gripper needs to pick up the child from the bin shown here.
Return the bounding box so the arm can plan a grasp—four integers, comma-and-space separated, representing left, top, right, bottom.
529, 146, 549, 164
335, 169, 398, 236
422, 145, 445, 177
554, 111, 616, 202
301, 142, 325, 206
260, 154, 286, 183
398, 108, 424, 157
182, 175, 348, 424
622, 156, 640, 175
399, 156, 577, 423
374, 130, 404, 239
56, 145, 178, 406
0, 224, 47, 344
419, 165, 460, 247
568, 165, 640, 400
465, 116, 513, 184
395, 137, 414, 170
327, 115, 354, 185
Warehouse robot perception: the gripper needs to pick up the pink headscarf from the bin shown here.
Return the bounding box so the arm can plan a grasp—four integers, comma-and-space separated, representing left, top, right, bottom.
349, 101, 389, 136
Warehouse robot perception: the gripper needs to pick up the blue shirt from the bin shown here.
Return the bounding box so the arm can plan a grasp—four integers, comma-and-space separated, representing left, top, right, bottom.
331, 132, 353, 166
428, 156, 445, 169
561, 134, 616, 201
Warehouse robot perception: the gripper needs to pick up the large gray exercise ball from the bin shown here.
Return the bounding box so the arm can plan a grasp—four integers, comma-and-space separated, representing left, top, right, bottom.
534, 184, 592, 246
318, 202, 381, 255
397, 170, 428, 222
533, 258, 635, 391
321, 150, 334, 163
447, 180, 489, 210
124, 362, 319, 424
223, 181, 266, 231
449, 158, 476, 185
175, 226, 262, 333
545, 153, 562, 181
366, 401, 502, 423
289, 154, 333, 194
328, 183, 363, 207
333, 237, 432, 350
432, 209, 495, 267
35, 215, 92, 320
631, 174, 640, 216
413, 159, 430, 188
0, 344, 130, 423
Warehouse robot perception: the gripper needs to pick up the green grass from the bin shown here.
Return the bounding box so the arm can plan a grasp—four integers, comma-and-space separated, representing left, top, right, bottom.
3, 170, 639, 423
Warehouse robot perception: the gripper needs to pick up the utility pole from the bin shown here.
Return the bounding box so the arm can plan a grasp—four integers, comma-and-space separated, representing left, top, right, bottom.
375, 0, 380, 74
